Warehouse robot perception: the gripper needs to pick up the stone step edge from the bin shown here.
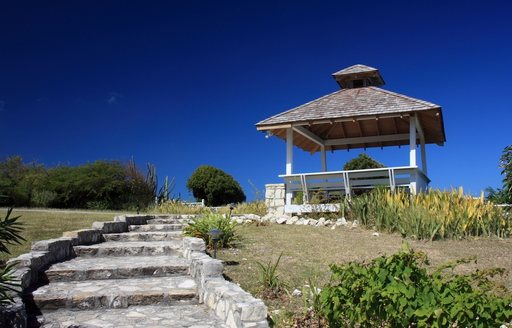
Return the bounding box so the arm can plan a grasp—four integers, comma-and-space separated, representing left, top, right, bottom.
73, 242, 182, 257
34, 289, 198, 311
103, 231, 183, 242
128, 224, 184, 232
45, 263, 190, 282
36, 304, 229, 328
32, 276, 198, 311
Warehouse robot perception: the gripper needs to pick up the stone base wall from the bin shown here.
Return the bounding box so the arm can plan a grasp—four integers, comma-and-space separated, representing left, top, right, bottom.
265, 183, 286, 216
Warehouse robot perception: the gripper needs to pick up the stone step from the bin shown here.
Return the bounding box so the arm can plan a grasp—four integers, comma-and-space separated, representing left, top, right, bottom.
73, 241, 182, 257
147, 217, 192, 225
128, 223, 183, 232
33, 276, 197, 311
103, 231, 182, 242
37, 304, 229, 328
45, 255, 190, 282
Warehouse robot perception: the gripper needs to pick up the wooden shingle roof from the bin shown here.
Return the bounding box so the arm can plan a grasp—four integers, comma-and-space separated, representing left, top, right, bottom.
256, 65, 446, 153
256, 87, 440, 127
332, 64, 379, 76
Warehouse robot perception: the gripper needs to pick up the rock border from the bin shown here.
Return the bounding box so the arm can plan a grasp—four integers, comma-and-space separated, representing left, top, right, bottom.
231, 213, 356, 229
183, 237, 268, 328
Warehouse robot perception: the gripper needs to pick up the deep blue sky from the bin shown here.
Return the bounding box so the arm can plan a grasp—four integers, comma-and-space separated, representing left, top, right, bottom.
1, 1, 511, 200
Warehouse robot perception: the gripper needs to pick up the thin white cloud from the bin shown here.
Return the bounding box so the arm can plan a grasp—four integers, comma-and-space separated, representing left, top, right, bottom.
107, 92, 123, 105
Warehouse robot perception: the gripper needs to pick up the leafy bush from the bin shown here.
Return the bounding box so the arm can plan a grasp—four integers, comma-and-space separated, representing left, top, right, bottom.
319, 243, 512, 328
183, 213, 238, 248
343, 153, 384, 170
0, 156, 47, 207
0, 156, 157, 210
485, 186, 509, 204
0, 208, 25, 304
349, 188, 509, 240
187, 165, 246, 206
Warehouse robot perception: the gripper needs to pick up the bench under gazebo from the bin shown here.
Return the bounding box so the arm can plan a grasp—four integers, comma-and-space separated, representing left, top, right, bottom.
256, 64, 446, 213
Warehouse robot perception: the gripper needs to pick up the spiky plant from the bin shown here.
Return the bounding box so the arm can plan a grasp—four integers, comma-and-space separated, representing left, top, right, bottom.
0, 208, 25, 304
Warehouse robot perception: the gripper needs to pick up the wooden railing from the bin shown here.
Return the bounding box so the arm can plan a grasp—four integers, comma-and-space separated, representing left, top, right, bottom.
279, 166, 430, 205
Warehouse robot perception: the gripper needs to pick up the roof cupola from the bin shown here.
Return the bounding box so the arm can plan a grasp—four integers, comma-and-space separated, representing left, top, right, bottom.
332, 64, 385, 89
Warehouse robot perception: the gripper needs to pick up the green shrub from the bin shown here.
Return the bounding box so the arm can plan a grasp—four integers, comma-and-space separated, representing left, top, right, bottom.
343, 153, 384, 170
183, 213, 238, 248
319, 243, 512, 327
349, 188, 509, 240
0, 156, 158, 210
187, 165, 246, 206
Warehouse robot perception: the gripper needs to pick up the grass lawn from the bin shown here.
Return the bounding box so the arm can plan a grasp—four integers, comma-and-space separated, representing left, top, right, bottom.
0, 208, 126, 262
217, 223, 512, 326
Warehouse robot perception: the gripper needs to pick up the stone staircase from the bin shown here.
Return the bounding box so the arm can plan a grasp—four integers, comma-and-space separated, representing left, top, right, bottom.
31, 216, 229, 327
4, 215, 268, 328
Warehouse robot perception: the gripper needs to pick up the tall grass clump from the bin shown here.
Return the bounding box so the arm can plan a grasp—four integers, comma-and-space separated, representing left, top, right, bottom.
349, 187, 510, 240
256, 252, 285, 297
183, 212, 238, 248
230, 200, 267, 216
155, 200, 209, 215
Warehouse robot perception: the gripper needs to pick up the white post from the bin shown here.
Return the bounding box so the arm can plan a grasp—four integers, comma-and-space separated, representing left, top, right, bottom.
420, 141, 427, 175
409, 116, 417, 167
321, 145, 327, 172
286, 128, 293, 206
409, 116, 417, 194
286, 128, 293, 174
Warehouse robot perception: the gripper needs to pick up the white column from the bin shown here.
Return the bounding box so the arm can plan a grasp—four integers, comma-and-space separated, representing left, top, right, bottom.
409, 116, 417, 194
286, 128, 293, 206
321, 145, 327, 172
409, 116, 417, 167
286, 128, 293, 174
420, 141, 427, 175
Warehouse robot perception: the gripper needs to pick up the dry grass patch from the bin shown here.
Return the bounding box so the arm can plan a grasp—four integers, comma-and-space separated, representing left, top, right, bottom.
0, 209, 124, 262
217, 224, 512, 326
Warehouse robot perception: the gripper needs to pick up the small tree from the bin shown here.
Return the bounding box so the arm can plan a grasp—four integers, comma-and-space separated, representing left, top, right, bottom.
343, 153, 384, 171
187, 165, 246, 206
500, 145, 512, 203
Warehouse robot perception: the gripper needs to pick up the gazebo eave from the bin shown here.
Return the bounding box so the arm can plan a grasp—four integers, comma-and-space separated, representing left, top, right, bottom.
256, 108, 445, 153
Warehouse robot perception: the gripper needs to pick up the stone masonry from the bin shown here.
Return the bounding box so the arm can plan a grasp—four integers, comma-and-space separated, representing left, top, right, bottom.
2, 214, 269, 328
264, 183, 286, 216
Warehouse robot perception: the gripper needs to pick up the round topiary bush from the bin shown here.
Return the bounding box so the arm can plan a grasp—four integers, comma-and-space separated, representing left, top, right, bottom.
343, 153, 384, 171
186, 165, 246, 206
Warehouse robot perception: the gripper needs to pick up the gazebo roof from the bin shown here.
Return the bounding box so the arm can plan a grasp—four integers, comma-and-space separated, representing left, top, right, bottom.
256, 65, 446, 153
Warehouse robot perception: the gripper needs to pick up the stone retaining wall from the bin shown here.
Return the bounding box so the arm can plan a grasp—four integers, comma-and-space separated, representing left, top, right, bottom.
183, 237, 269, 328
